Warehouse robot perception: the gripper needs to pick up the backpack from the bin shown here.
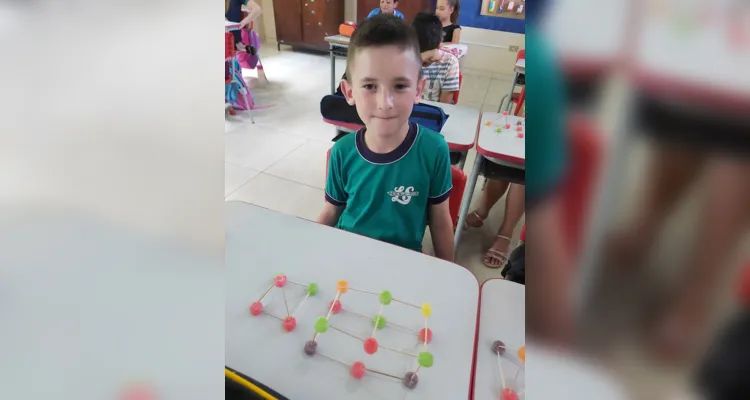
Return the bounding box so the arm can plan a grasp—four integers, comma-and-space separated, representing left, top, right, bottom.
501, 243, 525, 284
320, 94, 450, 133
237, 29, 261, 70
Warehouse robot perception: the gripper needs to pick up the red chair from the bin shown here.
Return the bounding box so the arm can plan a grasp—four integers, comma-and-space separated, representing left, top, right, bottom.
326, 149, 468, 230
452, 72, 464, 105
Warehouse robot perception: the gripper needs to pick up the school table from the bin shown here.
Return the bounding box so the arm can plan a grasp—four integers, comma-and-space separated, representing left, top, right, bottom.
499, 58, 527, 114
225, 201, 480, 400
226, 20, 241, 32
472, 279, 525, 400
453, 113, 525, 250
324, 34, 351, 94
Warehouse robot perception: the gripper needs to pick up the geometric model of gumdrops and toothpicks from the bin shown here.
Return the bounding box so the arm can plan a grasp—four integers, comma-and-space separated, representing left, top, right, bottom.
492, 339, 526, 400
485, 111, 524, 138
248, 273, 319, 332
303, 280, 434, 389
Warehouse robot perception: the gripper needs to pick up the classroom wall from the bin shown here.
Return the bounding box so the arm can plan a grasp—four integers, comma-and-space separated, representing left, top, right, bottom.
253, 0, 521, 77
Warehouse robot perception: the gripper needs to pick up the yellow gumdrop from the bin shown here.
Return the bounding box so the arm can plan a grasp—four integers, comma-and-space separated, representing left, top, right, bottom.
421, 302, 432, 317
336, 280, 349, 294
517, 346, 525, 363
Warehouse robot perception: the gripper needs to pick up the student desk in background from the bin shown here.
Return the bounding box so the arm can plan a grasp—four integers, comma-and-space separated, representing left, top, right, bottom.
226, 21, 241, 32
472, 279, 525, 400
225, 201, 479, 400
454, 112, 525, 249
324, 34, 351, 94
499, 59, 526, 114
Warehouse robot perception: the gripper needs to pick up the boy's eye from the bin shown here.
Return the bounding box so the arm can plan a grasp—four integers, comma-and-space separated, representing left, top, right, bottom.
363, 84, 376, 91
395, 84, 409, 90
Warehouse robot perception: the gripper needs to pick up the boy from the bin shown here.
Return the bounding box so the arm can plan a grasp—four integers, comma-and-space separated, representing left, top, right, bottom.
412, 13, 460, 103
317, 14, 455, 262
367, 0, 405, 20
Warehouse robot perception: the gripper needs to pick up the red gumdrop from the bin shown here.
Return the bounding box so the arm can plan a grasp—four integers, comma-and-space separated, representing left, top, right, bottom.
363, 337, 379, 354
505, 123, 511, 129
418, 328, 433, 344
501, 388, 519, 400
329, 300, 342, 314
274, 274, 287, 288
502, 111, 509, 116
249, 302, 263, 316
283, 316, 297, 332
350, 362, 366, 379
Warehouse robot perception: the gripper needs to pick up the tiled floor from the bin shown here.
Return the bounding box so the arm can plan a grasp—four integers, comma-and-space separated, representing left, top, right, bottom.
225, 44, 522, 284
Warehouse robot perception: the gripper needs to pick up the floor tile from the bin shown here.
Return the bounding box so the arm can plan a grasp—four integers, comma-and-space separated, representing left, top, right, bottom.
225, 164, 259, 197
226, 173, 325, 221
225, 125, 307, 171
265, 140, 332, 189
484, 77, 513, 108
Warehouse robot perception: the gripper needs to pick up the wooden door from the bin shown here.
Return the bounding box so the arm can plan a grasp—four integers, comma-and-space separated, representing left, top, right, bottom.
357, 0, 433, 24
302, 0, 345, 49
273, 0, 303, 45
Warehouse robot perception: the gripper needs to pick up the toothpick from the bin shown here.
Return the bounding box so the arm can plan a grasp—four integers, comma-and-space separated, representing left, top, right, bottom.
287, 280, 306, 287
325, 291, 342, 320
258, 284, 274, 303
414, 365, 421, 375
380, 344, 416, 357
392, 298, 420, 308
342, 308, 419, 334
372, 304, 384, 337
423, 318, 428, 350
365, 367, 402, 380
318, 352, 348, 366
262, 311, 283, 321
331, 325, 365, 342
348, 287, 379, 296
282, 287, 290, 317
497, 352, 506, 389
292, 292, 310, 317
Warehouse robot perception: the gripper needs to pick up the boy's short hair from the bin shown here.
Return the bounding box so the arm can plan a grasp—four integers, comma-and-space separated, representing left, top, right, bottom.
411, 12, 442, 53
344, 14, 421, 81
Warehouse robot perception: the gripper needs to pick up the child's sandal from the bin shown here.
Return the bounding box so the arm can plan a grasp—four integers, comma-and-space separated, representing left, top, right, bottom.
483, 235, 511, 269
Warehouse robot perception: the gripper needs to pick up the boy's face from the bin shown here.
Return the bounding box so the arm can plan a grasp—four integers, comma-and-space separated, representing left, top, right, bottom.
341, 45, 425, 135
380, 0, 397, 14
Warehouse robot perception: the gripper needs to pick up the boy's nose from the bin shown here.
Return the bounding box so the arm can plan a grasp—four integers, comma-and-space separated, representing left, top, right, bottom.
377, 90, 394, 110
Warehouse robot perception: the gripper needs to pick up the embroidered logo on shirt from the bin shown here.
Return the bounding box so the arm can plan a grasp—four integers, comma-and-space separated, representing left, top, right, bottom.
388, 186, 419, 205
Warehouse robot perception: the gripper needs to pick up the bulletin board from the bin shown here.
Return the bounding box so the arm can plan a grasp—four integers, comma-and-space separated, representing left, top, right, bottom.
458, 0, 525, 34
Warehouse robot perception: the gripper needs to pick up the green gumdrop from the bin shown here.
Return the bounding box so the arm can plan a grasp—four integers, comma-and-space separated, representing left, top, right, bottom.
418, 351, 434, 368
372, 314, 387, 329
307, 283, 319, 296
379, 290, 392, 305
314, 317, 329, 333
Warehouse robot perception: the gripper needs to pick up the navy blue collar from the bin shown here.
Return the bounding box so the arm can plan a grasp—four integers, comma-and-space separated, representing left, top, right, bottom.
355, 123, 418, 165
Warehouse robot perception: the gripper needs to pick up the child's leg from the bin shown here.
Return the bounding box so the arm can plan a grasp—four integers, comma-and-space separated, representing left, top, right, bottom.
485, 184, 526, 268
466, 179, 510, 228
651, 156, 750, 362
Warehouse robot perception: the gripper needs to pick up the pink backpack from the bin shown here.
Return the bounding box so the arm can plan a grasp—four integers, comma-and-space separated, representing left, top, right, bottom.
237, 29, 261, 70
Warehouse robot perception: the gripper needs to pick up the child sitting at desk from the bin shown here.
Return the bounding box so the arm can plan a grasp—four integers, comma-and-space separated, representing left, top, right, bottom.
436, 0, 461, 44
225, 0, 261, 54
367, 0, 405, 20
412, 13, 460, 103
317, 14, 455, 262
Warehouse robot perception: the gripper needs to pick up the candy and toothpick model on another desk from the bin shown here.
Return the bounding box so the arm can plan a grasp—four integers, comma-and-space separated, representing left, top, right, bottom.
304, 280, 434, 389
485, 111, 524, 138
492, 340, 526, 399
249, 273, 318, 332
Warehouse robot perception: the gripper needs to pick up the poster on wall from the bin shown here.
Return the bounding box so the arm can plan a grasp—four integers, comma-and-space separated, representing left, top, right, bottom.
458, 0, 525, 33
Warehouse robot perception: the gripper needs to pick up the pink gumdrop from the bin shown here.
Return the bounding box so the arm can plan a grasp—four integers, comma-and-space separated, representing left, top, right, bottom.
505, 123, 511, 129
329, 300, 342, 314
517, 133, 524, 139
502, 111, 509, 116
418, 328, 433, 344
501, 388, 519, 400
283, 316, 297, 332
363, 337, 379, 354
119, 385, 157, 400
350, 362, 366, 379
249, 301, 263, 316
274, 274, 287, 288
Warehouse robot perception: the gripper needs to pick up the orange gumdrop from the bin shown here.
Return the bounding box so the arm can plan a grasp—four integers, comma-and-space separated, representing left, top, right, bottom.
337, 280, 349, 294
517, 346, 525, 363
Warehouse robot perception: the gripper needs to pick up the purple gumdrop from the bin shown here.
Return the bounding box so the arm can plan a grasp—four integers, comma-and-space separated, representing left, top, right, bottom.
304, 340, 318, 356
403, 371, 419, 389
492, 340, 506, 355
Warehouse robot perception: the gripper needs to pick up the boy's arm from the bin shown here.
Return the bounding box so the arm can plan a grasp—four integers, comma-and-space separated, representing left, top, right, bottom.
317, 202, 344, 226
439, 53, 460, 104
429, 201, 455, 262
239, 0, 262, 28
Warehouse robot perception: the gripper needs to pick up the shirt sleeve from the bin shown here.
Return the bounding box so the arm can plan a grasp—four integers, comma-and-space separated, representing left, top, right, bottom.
325, 145, 347, 207
525, 27, 567, 209
366, 9, 378, 18
429, 137, 453, 205
397, 11, 405, 20
440, 54, 460, 92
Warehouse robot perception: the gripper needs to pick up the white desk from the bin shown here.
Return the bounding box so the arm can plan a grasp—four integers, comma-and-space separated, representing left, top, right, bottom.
225, 20, 240, 32
473, 279, 525, 400
454, 114, 525, 249
226, 201, 479, 400
325, 35, 351, 94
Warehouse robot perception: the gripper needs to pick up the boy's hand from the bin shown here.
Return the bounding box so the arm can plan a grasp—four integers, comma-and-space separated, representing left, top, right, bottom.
429, 201, 455, 262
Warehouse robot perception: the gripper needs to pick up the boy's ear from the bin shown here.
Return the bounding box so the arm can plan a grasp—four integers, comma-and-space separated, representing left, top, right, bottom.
415, 77, 426, 104
340, 79, 355, 106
